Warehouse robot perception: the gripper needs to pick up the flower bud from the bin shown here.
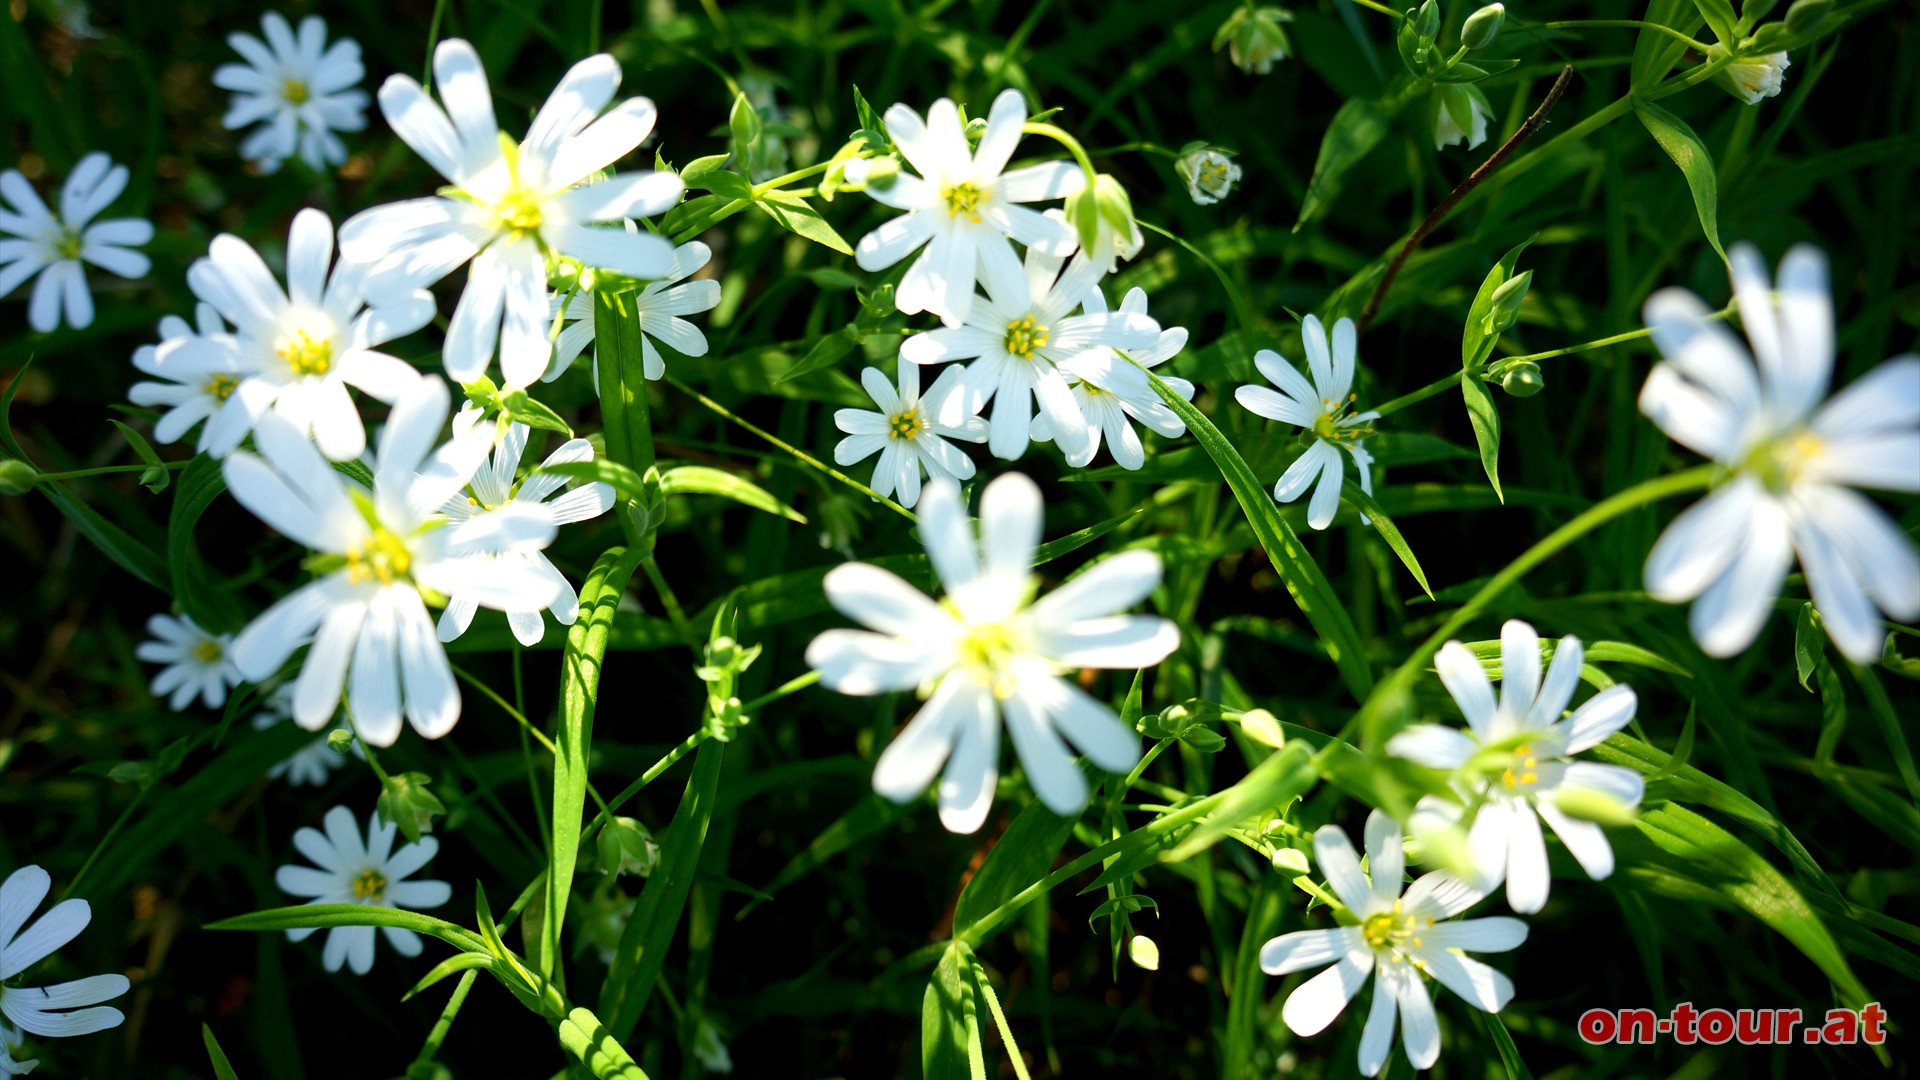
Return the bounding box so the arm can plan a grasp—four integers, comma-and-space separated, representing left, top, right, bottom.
1270, 847, 1311, 875
1238, 708, 1286, 749
692, 1020, 733, 1074
377, 771, 446, 845
1414, 0, 1441, 41
1127, 934, 1161, 971
596, 816, 662, 878
0, 458, 37, 495
1485, 268, 1533, 335
1549, 787, 1641, 826
1501, 362, 1546, 398
1175, 145, 1242, 206
1461, 3, 1504, 49
1213, 7, 1294, 75
1431, 83, 1493, 151
1707, 44, 1791, 105
1785, 0, 1831, 34
1066, 174, 1144, 268
963, 116, 989, 145
846, 155, 899, 191
326, 728, 356, 754
728, 92, 761, 150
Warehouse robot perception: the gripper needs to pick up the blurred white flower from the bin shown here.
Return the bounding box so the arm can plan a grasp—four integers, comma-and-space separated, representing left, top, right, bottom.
548, 241, 722, 383
833, 363, 987, 508
1388, 621, 1645, 913
1214, 7, 1294, 74
221, 378, 564, 745
1432, 84, 1493, 151
1708, 45, 1790, 105
0, 1020, 27, 1076
850, 88, 1085, 328
1259, 811, 1525, 1077
339, 39, 685, 389
0, 153, 152, 332
215, 13, 368, 173
1033, 287, 1194, 470
436, 406, 615, 647
129, 304, 246, 454
0, 866, 130, 1049
899, 244, 1158, 462
137, 612, 241, 712
163, 208, 432, 461
806, 473, 1179, 832
1235, 315, 1379, 530
1639, 243, 1920, 663
253, 686, 357, 787
275, 805, 451, 974
1175, 146, 1241, 205
692, 1019, 733, 1074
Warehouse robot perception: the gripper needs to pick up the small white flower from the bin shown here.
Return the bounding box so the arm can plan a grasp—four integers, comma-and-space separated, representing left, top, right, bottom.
1639, 243, 1920, 663
1709, 45, 1790, 105
692, 1019, 733, 1074
0, 866, 130, 1048
0, 153, 152, 333
436, 406, 615, 647
339, 39, 686, 389
1, 1019, 29, 1076
1235, 315, 1379, 530
1033, 287, 1194, 470
1175, 147, 1242, 206
1387, 621, 1645, 914
1431, 84, 1493, 151
274, 805, 452, 975
1259, 811, 1525, 1077
851, 88, 1086, 328
214, 13, 368, 173
136, 612, 241, 712
806, 473, 1180, 833
833, 363, 987, 509
163, 207, 433, 462
900, 245, 1159, 462
1215, 7, 1294, 74
548, 241, 722, 383
253, 687, 356, 787
221, 378, 566, 745
129, 304, 246, 454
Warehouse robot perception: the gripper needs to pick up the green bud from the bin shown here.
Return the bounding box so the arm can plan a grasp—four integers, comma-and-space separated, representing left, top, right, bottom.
1501, 361, 1546, 398
377, 771, 446, 845
1127, 934, 1161, 971
728, 92, 761, 150
705, 695, 750, 741
1270, 847, 1311, 875
1485, 268, 1532, 335
1785, 0, 1831, 34
1064, 182, 1102, 255
856, 155, 900, 191
1066, 174, 1143, 262
1238, 708, 1286, 750
963, 116, 989, 145
1461, 3, 1504, 49
1179, 726, 1228, 753
1549, 787, 1640, 826
0, 458, 39, 495
1212, 7, 1293, 75
596, 816, 662, 878
325, 728, 356, 754
1414, 0, 1441, 41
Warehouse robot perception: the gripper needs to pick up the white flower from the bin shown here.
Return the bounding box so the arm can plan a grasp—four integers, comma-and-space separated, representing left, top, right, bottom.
0, 866, 130, 1049
436, 407, 615, 647
1175, 147, 1242, 206
1431, 84, 1493, 151
221, 377, 565, 745
1033, 287, 1194, 470
900, 245, 1159, 462
548, 241, 722, 383
1260, 811, 1525, 1077
338, 39, 686, 389
806, 473, 1180, 832
851, 88, 1085, 328
1235, 315, 1379, 530
253, 687, 356, 787
164, 207, 433, 461
0, 153, 152, 333
214, 13, 368, 173
1, 1020, 29, 1076
1709, 45, 1790, 105
1639, 243, 1920, 663
833, 363, 987, 508
692, 1020, 733, 1074
129, 304, 246, 454
136, 613, 241, 712
1215, 7, 1294, 74
275, 805, 452, 975
1387, 621, 1644, 914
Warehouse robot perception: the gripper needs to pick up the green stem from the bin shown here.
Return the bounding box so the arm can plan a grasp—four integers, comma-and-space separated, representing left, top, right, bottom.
739, 669, 821, 713
750, 160, 833, 196
1021, 122, 1099, 184
1374, 372, 1465, 417
411, 969, 478, 1068
34, 460, 192, 482
1137, 219, 1260, 345
1538, 19, 1714, 52
640, 554, 700, 652
594, 288, 657, 548
1345, 0, 1400, 16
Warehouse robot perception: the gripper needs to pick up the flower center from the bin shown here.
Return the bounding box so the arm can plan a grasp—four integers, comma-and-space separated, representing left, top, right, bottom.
1360, 901, 1432, 954
957, 621, 1022, 698
352, 869, 387, 901
282, 78, 310, 105
1004, 315, 1050, 360
942, 182, 985, 222
346, 527, 413, 585
191, 639, 224, 664
1745, 427, 1823, 494
277, 328, 333, 376
206, 373, 239, 402
889, 408, 927, 441
1313, 396, 1371, 443
54, 227, 83, 261
1500, 744, 1541, 791
496, 185, 545, 233
1199, 159, 1231, 190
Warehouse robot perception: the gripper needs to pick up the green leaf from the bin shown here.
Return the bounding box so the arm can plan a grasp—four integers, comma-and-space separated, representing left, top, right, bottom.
954, 799, 1079, 935
203, 1023, 241, 1080
1631, 0, 1707, 88
1460, 376, 1504, 504
922, 943, 980, 1080
108, 419, 169, 493
1633, 97, 1728, 263
37, 481, 170, 589
208, 904, 487, 953
1692, 0, 1738, 43
1294, 97, 1394, 231
658, 464, 808, 523
1461, 237, 1535, 372
778, 325, 863, 383
557, 1007, 651, 1080
754, 191, 854, 255
1852, 663, 1920, 808
1160, 741, 1316, 863
400, 951, 495, 1002
1133, 361, 1373, 701
1474, 1011, 1535, 1080
1644, 703, 1698, 783
1794, 602, 1823, 691
1341, 483, 1433, 599
168, 455, 249, 634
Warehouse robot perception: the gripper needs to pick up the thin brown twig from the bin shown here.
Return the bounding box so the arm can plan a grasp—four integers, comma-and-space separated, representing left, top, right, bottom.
1358, 65, 1576, 335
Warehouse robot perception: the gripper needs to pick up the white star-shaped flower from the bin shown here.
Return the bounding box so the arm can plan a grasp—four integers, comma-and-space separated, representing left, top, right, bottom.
129, 303, 246, 454
1260, 810, 1526, 1077
214, 13, 368, 173
338, 39, 685, 389
0, 153, 152, 332
806, 473, 1180, 832
548, 240, 722, 383
851, 88, 1085, 328
1032, 287, 1194, 470
274, 805, 452, 974
253, 686, 357, 787
1639, 243, 1920, 663
1235, 315, 1380, 530
136, 612, 241, 712
0, 866, 130, 1051
832, 363, 987, 509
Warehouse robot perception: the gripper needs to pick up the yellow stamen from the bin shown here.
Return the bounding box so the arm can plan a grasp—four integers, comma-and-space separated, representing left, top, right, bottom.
206, 374, 239, 402
54, 228, 84, 261
282, 78, 311, 105
942, 182, 985, 222
191, 639, 223, 664
277, 328, 333, 376
1003, 315, 1050, 359
346, 527, 412, 585
351, 869, 387, 900
889, 408, 927, 441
